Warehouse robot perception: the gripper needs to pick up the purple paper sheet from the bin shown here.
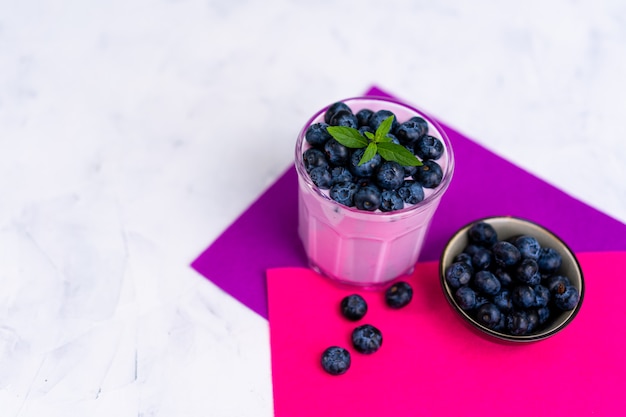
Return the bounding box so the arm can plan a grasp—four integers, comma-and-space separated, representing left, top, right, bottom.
192, 86, 626, 318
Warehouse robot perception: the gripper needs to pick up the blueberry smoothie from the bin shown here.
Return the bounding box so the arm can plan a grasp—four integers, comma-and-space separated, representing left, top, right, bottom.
295, 97, 455, 287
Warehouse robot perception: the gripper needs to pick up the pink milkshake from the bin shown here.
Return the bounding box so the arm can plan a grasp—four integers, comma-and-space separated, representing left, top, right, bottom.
295, 97, 455, 287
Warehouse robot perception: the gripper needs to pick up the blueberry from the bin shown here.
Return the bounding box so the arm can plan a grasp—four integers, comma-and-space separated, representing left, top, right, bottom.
546, 275, 571, 295
394, 117, 428, 145
380, 190, 404, 212
538, 247, 562, 274
321, 346, 351, 375
475, 303, 502, 329
386, 133, 401, 144
356, 108, 374, 127
329, 181, 358, 207
305, 122, 332, 148
533, 284, 550, 307
468, 222, 498, 247
330, 110, 358, 128
536, 306, 551, 324
526, 310, 540, 332
375, 161, 405, 190
471, 247, 492, 270
475, 295, 489, 309
397, 180, 424, 205
491, 241, 521, 268
512, 285, 536, 309
354, 184, 382, 211
413, 160, 443, 188
473, 270, 501, 295
324, 102, 351, 124
554, 286, 580, 310
463, 244, 483, 257
385, 281, 413, 309
455, 286, 477, 310
493, 268, 514, 287
453, 252, 473, 267
413, 135, 444, 160
329, 166, 353, 185
369, 110, 398, 132
324, 138, 350, 166
351, 324, 383, 354
445, 261, 473, 289
513, 235, 541, 260
340, 294, 368, 321
309, 166, 332, 189
506, 310, 530, 335
493, 289, 513, 313
303, 148, 329, 173
358, 125, 374, 136
394, 120, 427, 146
349, 149, 382, 177
515, 258, 541, 285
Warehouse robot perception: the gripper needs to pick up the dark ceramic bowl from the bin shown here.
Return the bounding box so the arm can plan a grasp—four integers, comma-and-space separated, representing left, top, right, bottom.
439, 216, 585, 342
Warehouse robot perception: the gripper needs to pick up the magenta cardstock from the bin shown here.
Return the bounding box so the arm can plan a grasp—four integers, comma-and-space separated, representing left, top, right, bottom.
191, 86, 626, 318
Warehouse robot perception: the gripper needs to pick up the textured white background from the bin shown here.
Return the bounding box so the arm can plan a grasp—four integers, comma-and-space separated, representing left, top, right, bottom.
1, 0, 625, 415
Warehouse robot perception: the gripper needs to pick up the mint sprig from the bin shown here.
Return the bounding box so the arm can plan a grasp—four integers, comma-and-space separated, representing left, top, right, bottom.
326, 116, 423, 166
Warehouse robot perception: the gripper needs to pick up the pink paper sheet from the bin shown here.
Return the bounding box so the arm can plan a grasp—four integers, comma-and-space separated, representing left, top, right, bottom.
267, 252, 626, 417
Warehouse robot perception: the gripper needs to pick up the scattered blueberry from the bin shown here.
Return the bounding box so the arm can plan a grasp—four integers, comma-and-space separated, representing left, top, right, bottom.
321, 346, 351, 375
385, 281, 413, 309
340, 294, 368, 321
352, 324, 383, 354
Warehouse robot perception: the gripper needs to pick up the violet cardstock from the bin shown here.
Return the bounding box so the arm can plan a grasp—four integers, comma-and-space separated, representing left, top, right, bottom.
191, 86, 626, 318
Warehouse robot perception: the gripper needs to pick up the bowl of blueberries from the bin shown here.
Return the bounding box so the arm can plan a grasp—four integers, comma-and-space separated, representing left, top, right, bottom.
439, 216, 584, 342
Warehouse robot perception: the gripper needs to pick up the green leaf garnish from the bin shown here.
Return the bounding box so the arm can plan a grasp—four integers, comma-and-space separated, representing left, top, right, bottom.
325, 126, 368, 148
377, 142, 423, 166
359, 143, 378, 166
326, 115, 424, 167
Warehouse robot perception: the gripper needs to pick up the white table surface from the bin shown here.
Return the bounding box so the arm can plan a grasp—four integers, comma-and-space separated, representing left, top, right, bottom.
1, 0, 625, 415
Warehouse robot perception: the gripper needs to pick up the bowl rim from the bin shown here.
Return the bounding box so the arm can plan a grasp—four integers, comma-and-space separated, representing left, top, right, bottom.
439, 215, 585, 342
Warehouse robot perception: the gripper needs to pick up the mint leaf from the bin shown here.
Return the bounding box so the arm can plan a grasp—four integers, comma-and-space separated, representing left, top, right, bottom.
377, 134, 393, 143
364, 131, 375, 140
359, 142, 378, 166
374, 116, 394, 142
326, 126, 368, 148
377, 142, 423, 166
